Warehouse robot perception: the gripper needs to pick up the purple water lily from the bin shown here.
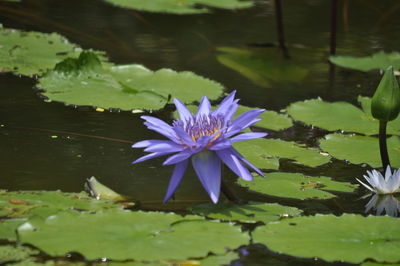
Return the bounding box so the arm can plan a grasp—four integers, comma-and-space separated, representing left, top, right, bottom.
132, 91, 267, 203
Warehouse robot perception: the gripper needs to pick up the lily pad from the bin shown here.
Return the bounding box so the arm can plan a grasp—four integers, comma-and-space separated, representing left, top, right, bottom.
286, 98, 400, 136
190, 202, 302, 223
217, 47, 309, 88
201, 252, 239, 266
37, 51, 224, 111
173, 104, 292, 131
237, 172, 357, 200
103, 0, 254, 14
329, 51, 400, 72
0, 26, 102, 77
18, 211, 249, 261
252, 214, 400, 263
0, 190, 122, 219
0, 219, 26, 241
233, 138, 330, 170
0, 245, 39, 264
319, 133, 400, 168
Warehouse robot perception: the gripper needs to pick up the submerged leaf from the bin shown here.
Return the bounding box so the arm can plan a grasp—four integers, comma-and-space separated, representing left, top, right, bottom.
38, 52, 224, 111
103, 0, 254, 14
237, 172, 357, 200
18, 211, 249, 261
319, 133, 400, 168
253, 214, 400, 263
329, 51, 400, 72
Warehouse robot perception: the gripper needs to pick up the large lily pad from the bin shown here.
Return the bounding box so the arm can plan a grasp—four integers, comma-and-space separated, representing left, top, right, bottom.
0, 26, 99, 77
18, 211, 249, 261
319, 133, 400, 168
233, 138, 330, 170
37, 51, 224, 111
200, 252, 239, 266
252, 214, 400, 263
329, 51, 400, 72
217, 47, 309, 88
103, 0, 254, 14
190, 202, 302, 223
0, 190, 122, 219
286, 98, 400, 136
237, 172, 357, 200
0, 219, 26, 241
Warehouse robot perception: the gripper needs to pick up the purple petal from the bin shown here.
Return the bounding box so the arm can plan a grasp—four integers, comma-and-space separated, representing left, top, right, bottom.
196, 96, 212, 118
224, 99, 239, 121
191, 151, 221, 203
173, 127, 196, 146
215, 148, 253, 181
208, 139, 232, 150
163, 159, 189, 203
230, 132, 267, 143
142, 116, 178, 141
230, 148, 265, 177
214, 90, 237, 117
132, 151, 170, 164
144, 141, 184, 153
163, 148, 193, 165
225, 110, 265, 137
132, 139, 162, 148
174, 98, 193, 123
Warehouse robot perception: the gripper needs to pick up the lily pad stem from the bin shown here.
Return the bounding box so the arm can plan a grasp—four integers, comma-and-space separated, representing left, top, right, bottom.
379, 120, 390, 169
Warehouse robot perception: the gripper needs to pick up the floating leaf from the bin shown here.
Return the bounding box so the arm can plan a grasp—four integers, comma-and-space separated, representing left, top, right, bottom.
252, 214, 400, 263
286, 98, 400, 135
217, 47, 309, 88
85, 176, 127, 201
190, 202, 302, 223
0, 219, 25, 241
200, 252, 239, 266
0, 190, 122, 219
18, 211, 249, 261
37, 52, 224, 111
233, 138, 330, 170
172, 104, 292, 131
237, 172, 357, 200
0, 26, 104, 77
103, 0, 254, 14
0, 245, 38, 264
319, 133, 400, 168
329, 51, 400, 72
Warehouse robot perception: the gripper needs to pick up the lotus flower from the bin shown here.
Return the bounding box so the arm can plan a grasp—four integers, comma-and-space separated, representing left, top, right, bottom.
132, 91, 267, 203
356, 166, 400, 194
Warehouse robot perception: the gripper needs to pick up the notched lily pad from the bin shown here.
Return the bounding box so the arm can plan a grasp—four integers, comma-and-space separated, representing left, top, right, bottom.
103, 0, 254, 14
252, 214, 400, 264
217, 47, 309, 88
233, 138, 330, 170
190, 202, 302, 223
37, 51, 224, 111
319, 133, 400, 168
18, 211, 249, 261
287, 97, 400, 136
0, 26, 104, 76
237, 172, 357, 200
329, 51, 400, 72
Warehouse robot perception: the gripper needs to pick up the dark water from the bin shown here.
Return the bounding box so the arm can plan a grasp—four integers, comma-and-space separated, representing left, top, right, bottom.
0, 0, 399, 264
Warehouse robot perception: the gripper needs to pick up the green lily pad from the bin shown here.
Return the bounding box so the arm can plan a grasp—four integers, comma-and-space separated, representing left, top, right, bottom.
103, 0, 254, 14
190, 202, 302, 223
0, 190, 122, 219
252, 214, 400, 264
0, 26, 104, 77
0, 219, 26, 241
18, 211, 249, 261
237, 172, 357, 200
200, 252, 239, 266
287, 98, 400, 136
362, 262, 400, 266
37, 51, 224, 111
329, 51, 400, 72
217, 47, 309, 88
0, 245, 39, 264
172, 104, 292, 131
233, 138, 330, 170
319, 133, 400, 168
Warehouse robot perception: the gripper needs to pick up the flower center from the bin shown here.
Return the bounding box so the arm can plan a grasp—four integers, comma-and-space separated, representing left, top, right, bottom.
173, 114, 227, 142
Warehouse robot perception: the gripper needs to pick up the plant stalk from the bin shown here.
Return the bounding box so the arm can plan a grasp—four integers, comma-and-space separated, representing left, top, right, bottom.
379, 120, 390, 170
274, 0, 290, 59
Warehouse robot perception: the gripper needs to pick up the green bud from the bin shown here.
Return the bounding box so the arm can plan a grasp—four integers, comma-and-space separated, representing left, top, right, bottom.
371, 66, 400, 122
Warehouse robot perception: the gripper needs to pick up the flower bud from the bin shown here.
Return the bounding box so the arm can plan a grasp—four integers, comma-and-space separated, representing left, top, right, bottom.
371, 66, 400, 122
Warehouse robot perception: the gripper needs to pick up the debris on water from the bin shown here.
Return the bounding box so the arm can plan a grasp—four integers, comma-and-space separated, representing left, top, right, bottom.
95, 107, 105, 112
85, 176, 127, 201
51, 135, 58, 139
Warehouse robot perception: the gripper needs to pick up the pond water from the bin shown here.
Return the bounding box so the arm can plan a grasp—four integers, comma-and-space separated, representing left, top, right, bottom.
0, 0, 399, 265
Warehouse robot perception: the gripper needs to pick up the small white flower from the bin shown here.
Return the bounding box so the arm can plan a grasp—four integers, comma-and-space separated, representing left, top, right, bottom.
357, 166, 400, 194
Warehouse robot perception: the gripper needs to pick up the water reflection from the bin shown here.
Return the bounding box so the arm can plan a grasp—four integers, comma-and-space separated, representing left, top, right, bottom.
365, 194, 400, 217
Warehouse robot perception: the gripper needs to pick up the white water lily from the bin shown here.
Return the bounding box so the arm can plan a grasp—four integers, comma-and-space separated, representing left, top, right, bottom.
357, 166, 400, 194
